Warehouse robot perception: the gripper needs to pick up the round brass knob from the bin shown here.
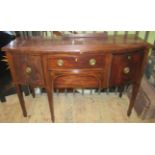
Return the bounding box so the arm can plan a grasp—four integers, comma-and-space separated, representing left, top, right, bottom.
57, 59, 64, 66
123, 67, 130, 74
89, 58, 96, 66
127, 55, 132, 60
75, 58, 78, 62
26, 67, 32, 74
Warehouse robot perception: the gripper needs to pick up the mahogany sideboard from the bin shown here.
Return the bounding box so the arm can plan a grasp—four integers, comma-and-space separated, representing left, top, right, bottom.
2, 34, 152, 122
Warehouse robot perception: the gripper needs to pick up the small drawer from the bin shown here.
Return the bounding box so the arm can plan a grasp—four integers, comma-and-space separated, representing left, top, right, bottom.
47, 54, 105, 70
48, 56, 78, 69
79, 55, 105, 69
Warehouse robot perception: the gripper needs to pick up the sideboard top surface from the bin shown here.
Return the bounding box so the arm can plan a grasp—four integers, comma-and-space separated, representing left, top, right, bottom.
2, 35, 152, 53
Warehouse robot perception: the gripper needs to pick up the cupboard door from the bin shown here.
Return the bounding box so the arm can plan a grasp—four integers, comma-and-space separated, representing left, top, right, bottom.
26, 55, 44, 85
13, 54, 27, 84
13, 54, 44, 85
110, 51, 144, 86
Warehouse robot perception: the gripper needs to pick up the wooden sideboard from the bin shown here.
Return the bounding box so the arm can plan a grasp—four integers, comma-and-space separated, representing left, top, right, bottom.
2, 34, 152, 122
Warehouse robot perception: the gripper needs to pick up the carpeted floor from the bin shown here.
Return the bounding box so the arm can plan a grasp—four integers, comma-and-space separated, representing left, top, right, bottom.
0, 93, 155, 123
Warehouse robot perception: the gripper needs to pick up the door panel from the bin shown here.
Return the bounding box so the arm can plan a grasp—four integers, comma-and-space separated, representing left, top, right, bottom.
12, 54, 44, 85
27, 55, 44, 85
13, 54, 27, 84
110, 51, 144, 86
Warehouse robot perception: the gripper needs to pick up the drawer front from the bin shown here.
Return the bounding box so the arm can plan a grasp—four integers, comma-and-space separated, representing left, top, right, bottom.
47, 54, 105, 70
50, 69, 104, 88
13, 54, 44, 85
110, 51, 144, 86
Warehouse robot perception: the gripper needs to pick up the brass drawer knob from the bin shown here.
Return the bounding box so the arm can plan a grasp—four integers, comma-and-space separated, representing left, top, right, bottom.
127, 55, 132, 60
89, 58, 96, 66
123, 67, 130, 74
57, 59, 64, 66
75, 58, 78, 62
26, 67, 32, 74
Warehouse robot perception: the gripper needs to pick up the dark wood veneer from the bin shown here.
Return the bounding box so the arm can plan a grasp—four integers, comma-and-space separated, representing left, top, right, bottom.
2, 34, 152, 122
12, 54, 44, 85
110, 50, 145, 86
47, 54, 106, 69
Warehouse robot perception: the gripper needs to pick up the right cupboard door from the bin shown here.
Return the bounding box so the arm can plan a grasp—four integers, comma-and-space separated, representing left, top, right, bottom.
110, 50, 145, 86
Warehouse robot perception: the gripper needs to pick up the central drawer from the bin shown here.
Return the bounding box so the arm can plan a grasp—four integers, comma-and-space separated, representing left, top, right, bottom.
47, 54, 105, 70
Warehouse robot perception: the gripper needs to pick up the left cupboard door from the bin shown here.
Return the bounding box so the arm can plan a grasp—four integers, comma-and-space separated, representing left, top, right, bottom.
11, 53, 44, 85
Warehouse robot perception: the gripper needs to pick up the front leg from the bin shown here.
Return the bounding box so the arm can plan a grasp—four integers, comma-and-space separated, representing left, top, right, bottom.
15, 84, 27, 117
127, 83, 140, 116
46, 86, 55, 122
